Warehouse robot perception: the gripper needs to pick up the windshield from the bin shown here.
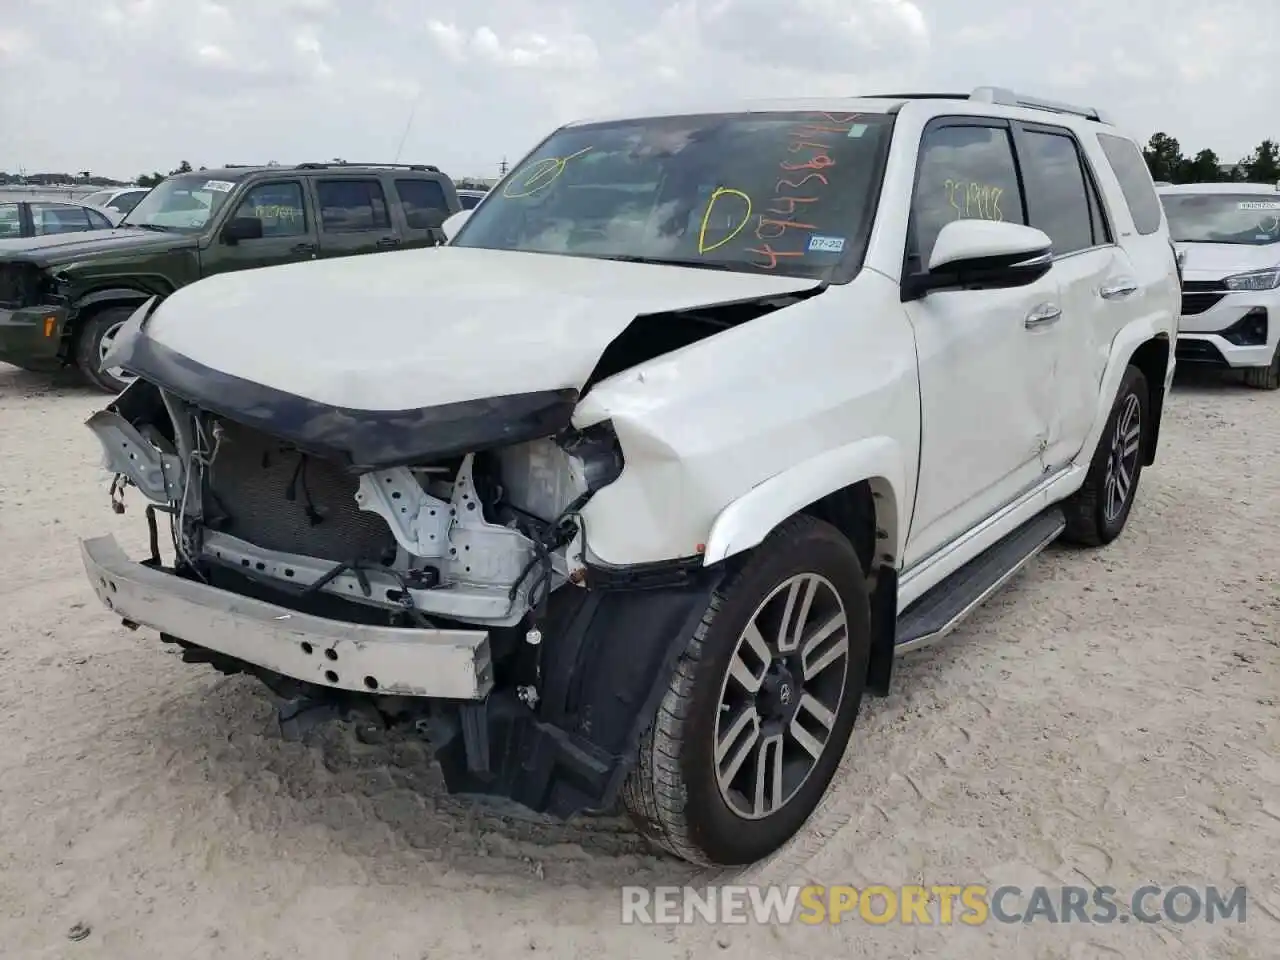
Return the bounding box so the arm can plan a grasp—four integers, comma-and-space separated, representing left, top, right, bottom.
82, 190, 113, 207
1161, 193, 1280, 245
452, 110, 893, 279
120, 174, 237, 232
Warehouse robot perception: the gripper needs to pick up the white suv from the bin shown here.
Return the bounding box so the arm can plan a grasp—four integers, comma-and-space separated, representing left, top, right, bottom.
1159, 182, 1280, 389
80, 87, 1179, 867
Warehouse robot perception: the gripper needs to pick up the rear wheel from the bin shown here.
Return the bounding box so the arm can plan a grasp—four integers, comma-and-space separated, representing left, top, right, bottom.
1062, 364, 1149, 546
621, 515, 871, 866
1242, 344, 1280, 390
75, 305, 138, 394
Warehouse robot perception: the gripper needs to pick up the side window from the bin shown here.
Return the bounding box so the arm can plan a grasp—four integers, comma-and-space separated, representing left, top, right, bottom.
233, 181, 307, 237
315, 179, 391, 233
31, 203, 91, 235
1097, 133, 1162, 235
1019, 129, 1097, 255
394, 179, 449, 229
910, 124, 1025, 264
0, 203, 20, 239
111, 191, 146, 214
86, 208, 114, 229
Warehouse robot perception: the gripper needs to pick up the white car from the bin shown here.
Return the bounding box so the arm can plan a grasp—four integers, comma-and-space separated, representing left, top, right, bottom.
80, 186, 151, 219
1159, 182, 1280, 389
78, 87, 1178, 867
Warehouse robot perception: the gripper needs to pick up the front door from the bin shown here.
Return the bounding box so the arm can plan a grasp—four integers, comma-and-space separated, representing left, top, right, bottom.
311, 177, 402, 259
202, 179, 318, 277
901, 119, 1060, 568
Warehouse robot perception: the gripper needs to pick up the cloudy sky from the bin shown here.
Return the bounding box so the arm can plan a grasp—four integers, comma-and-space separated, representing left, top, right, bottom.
1, 0, 1276, 181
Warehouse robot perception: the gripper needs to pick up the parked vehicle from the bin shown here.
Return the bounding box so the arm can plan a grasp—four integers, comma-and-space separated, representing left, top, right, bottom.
1158, 182, 1280, 388
78, 88, 1178, 867
0, 162, 461, 392
457, 189, 487, 210
81, 187, 152, 218
0, 198, 117, 241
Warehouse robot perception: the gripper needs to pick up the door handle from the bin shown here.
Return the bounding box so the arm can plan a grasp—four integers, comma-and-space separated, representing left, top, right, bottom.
290, 242, 317, 253
1100, 279, 1138, 299
1025, 303, 1062, 328
375, 237, 401, 248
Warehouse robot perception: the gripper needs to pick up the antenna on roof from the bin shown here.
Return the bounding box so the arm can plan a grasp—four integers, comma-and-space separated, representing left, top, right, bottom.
393, 88, 423, 163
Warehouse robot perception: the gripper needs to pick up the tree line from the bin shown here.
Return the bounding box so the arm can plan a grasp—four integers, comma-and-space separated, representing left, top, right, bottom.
1143, 134, 1280, 185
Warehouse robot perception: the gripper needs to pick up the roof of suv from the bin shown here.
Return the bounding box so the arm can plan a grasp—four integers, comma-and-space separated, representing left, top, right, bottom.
567, 86, 1115, 130
193, 162, 446, 180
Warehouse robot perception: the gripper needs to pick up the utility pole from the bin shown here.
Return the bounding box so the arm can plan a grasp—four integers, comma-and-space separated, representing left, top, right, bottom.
498, 157, 509, 177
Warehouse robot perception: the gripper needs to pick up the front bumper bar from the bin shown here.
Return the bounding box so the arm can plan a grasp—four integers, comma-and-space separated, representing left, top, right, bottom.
80, 535, 494, 700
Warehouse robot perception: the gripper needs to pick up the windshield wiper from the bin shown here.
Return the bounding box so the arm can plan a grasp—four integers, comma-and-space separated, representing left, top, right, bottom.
592, 254, 749, 273
121, 223, 171, 232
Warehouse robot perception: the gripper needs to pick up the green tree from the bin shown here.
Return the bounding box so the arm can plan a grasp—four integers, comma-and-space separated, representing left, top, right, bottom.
1178, 149, 1223, 183
1143, 132, 1184, 182
136, 171, 165, 187
169, 160, 193, 176
1241, 139, 1280, 184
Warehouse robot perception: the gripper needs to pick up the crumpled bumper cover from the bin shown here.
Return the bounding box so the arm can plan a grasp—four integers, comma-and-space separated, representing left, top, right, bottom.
80, 534, 494, 700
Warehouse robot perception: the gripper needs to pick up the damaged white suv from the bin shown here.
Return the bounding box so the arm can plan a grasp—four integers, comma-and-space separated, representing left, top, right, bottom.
82, 87, 1179, 867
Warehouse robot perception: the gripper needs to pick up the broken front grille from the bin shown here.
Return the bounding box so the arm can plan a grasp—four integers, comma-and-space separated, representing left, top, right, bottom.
203, 420, 397, 565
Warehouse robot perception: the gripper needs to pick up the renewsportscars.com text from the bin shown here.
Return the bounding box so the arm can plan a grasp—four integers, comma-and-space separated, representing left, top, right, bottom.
621, 884, 1248, 925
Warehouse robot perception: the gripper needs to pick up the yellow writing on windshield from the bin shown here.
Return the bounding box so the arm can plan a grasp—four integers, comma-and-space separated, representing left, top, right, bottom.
698, 187, 753, 254
503, 146, 594, 199
944, 179, 1004, 222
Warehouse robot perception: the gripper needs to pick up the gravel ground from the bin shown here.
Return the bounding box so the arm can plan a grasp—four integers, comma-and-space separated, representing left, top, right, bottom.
0, 363, 1276, 960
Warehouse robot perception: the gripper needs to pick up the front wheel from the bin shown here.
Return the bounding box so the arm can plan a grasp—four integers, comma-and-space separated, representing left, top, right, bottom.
75, 306, 138, 394
1241, 344, 1280, 390
1061, 364, 1150, 546
621, 515, 871, 866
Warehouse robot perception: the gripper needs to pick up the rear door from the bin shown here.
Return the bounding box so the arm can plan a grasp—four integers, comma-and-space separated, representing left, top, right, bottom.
201, 179, 319, 277
389, 175, 453, 249
1011, 121, 1131, 468
311, 177, 401, 258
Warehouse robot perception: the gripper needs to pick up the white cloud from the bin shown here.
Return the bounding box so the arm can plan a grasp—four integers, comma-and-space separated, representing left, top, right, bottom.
0, 0, 1276, 181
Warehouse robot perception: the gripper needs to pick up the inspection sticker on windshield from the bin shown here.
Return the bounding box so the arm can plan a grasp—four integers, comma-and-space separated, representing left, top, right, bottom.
1238, 201, 1280, 210
203, 180, 236, 193
847, 123, 869, 138
808, 235, 845, 253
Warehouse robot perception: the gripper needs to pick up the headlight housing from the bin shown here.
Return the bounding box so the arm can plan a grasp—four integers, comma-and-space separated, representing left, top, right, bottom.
1223, 266, 1280, 292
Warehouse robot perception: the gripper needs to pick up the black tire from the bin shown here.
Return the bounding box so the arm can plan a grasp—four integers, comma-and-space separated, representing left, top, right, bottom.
1061, 364, 1150, 547
621, 514, 871, 867
1241, 345, 1280, 390
75, 305, 138, 394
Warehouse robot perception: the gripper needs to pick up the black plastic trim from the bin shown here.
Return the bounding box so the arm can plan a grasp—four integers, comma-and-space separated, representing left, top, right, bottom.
111, 326, 579, 470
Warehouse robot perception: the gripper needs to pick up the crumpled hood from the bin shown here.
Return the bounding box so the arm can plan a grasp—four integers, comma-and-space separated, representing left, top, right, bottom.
1175, 240, 1280, 282
140, 245, 820, 410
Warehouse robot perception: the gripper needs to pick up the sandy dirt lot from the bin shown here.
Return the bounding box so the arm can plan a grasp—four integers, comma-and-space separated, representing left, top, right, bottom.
0, 363, 1275, 960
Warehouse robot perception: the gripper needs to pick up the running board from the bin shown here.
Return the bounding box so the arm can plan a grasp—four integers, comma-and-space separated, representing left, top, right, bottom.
895, 507, 1065, 653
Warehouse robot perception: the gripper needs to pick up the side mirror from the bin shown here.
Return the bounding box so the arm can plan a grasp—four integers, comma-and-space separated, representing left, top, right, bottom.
441, 209, 472, 242
221, 216, 263, 245
905, 220, 1053, 299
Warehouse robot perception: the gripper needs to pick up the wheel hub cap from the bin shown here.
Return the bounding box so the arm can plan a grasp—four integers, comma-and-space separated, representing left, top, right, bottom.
713, 573, 851, 821
97, 321, 135, 384
1102, 392, 1141, 523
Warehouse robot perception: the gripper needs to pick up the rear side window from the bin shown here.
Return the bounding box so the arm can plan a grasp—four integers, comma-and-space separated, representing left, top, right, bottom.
1019, 129, 1101, 255
31, 203, 90, 235
315, 179, 391, 232
910, 123, 1026, 263
0, 203, 20, 238
1097, 133, 1162, 235
394, 178, 448, 229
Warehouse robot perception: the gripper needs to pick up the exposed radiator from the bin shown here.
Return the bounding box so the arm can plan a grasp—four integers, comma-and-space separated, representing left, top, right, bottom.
203, 420, 397, 565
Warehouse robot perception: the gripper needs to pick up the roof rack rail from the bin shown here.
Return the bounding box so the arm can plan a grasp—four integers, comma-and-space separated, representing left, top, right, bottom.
968, 86, 1111, 124
293, 162, 441, 173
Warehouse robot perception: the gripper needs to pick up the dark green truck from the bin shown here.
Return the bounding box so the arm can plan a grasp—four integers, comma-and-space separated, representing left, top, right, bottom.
0, 162, 460, 392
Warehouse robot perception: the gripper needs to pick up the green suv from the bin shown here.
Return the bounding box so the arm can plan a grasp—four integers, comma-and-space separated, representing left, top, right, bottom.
0, 162, 460, 392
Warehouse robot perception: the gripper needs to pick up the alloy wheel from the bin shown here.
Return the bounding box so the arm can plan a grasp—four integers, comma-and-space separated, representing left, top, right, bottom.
97, 320, 134, 385
713, 573, 850, 820
1103, 392, 1141, 523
